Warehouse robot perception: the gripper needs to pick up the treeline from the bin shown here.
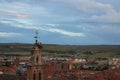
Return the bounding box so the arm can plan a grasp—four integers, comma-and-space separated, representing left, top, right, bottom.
0, 43, 120, 58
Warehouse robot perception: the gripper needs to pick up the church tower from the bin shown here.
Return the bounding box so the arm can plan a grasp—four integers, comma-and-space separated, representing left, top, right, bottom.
31, 39, 42, 65
27, 31, 44, 80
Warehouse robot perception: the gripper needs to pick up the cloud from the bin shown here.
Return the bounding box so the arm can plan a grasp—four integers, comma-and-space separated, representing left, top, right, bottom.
53, 0, 120, 23
95, 26, 120, 34
79, 24, 120, 35
53, 0, 112, 12
91, 11, 120, 23
0, 19, 85, 37
0, 32, 22, 37
0, 10, 27, 19
11, 3, 28, 9
38, 27, 85, 37
0, 2, 29, 19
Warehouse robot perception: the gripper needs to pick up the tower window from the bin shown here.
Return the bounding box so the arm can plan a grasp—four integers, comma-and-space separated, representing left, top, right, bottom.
33, 71, 36, 80
36, 56, 39, 64
39, 72, 41, 80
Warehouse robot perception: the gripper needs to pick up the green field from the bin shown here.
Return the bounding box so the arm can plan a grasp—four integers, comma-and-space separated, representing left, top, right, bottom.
0, 43, 120, 59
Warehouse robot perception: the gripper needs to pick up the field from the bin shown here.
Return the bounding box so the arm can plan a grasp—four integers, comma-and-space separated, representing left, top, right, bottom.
0, 43, 120, 59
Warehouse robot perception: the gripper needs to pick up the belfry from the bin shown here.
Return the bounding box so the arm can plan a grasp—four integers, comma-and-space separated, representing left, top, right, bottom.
27, 31, 44, 80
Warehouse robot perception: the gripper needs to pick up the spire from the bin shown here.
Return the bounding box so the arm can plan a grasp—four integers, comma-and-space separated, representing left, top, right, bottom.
34, 30, 38, 43
33, 30, 42, 48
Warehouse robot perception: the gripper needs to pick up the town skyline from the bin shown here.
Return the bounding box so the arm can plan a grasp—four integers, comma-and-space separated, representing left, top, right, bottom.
0, 0, 120, 45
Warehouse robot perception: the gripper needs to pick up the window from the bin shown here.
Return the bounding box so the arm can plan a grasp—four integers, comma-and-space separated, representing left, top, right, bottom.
39, 72, 41, 80
33, 71, 36, 80
36, 56, 39, 64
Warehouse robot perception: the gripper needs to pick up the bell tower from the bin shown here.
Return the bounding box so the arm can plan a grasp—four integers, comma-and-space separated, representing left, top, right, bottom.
27, 31, 44, 80
31, 31, 42, 65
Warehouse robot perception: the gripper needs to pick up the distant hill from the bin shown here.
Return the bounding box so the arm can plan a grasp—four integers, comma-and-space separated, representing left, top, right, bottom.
0, 43, 120, 58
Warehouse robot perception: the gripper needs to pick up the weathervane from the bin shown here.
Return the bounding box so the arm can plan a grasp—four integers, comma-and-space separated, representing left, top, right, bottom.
34, 30, 39, 43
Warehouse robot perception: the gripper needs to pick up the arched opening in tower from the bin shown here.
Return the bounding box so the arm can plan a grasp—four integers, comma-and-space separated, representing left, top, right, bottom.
36, 56, 39, 64
33, 71, 36, 80
39, 72, 41, 80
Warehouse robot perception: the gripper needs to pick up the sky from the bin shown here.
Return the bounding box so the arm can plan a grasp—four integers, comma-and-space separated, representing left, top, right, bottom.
0, 0, 120, 45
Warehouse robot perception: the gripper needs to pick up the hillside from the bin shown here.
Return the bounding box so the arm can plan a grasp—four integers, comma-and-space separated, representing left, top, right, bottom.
0, 43, 120, 58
